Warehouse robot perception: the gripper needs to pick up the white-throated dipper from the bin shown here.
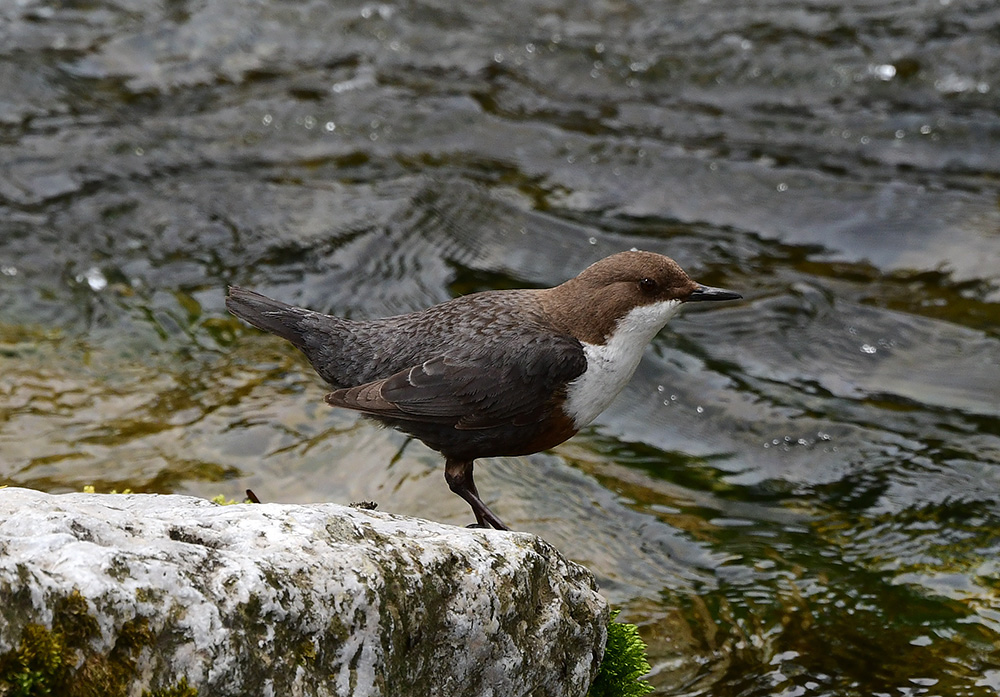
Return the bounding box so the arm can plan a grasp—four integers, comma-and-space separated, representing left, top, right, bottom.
226, 251, 741, 530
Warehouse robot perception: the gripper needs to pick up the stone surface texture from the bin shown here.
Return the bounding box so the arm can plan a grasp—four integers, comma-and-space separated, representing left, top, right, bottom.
0, 487, 607, 696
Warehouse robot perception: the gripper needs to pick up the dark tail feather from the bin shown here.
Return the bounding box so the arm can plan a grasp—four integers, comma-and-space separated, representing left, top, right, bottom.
226, 286, 315, 350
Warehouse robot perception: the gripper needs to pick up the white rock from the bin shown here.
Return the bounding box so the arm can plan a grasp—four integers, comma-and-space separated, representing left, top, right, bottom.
0, 487, 607, 696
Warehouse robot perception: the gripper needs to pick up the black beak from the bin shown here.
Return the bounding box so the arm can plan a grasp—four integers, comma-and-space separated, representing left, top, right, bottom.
686, 284, 742, 302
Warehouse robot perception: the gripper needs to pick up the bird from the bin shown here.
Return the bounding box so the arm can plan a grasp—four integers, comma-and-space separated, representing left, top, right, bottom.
226, 250, 741, 530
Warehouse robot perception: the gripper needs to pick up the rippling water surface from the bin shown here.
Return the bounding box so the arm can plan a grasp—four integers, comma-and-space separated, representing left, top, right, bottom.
2, 0, 999, 694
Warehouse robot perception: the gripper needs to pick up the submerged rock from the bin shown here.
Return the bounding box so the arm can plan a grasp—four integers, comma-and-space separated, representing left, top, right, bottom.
0, 487, 607, 696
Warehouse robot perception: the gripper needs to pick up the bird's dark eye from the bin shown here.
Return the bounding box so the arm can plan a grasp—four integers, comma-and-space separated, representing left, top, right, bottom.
639, 277, 657, 292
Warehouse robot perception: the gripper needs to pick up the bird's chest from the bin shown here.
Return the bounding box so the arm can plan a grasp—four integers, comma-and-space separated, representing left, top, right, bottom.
562, 334, 649, 428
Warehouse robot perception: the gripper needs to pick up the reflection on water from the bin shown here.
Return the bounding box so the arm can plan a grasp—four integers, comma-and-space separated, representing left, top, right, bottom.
2, 0, 1000, 694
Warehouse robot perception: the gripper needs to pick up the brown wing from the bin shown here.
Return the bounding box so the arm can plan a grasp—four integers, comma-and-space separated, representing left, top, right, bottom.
324, 333, 586, 430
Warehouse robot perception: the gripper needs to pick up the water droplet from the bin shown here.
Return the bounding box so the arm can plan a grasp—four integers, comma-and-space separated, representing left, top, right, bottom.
776, 182, 788, 192
77, 267, 107, 292
935, 74, 981, 94
0, 265, 17, 276
872, 64, 896, 81
262, 114, 273, 125
493, 52, 504, 63
895, 129, 905, 139
360, 3, 392, 19
134, 146, 144, 156
920, 124, 932, 135
696, 406, 704, 414
657, 385, 665, 393
303, 115, 316, 129
594, 42, 605, 54
861, 343, 877, 354
588, 236, 597, 245
325, 121, 336, 132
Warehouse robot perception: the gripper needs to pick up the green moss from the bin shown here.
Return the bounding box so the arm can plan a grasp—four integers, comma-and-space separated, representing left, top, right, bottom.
141, 678, 198, 697
0, 590, 193, 697
588, 610, 654, 697
0, 591, 101, 697
73, 616, 154, 696
81, 486, 132, 495
294, 639, 317, 667
210, 494, 251, 505
0, 623, 72, 696
82, 486, 249, 506
51, 591, 100, 649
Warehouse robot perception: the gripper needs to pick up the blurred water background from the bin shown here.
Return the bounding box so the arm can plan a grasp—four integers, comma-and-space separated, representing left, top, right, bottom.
2, 0, 1000, 694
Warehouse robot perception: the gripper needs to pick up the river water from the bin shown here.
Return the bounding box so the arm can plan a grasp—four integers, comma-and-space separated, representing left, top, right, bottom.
2, 0, 999, 694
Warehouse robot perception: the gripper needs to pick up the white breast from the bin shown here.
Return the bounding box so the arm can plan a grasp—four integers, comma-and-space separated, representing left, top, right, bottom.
563, 299, 683, 428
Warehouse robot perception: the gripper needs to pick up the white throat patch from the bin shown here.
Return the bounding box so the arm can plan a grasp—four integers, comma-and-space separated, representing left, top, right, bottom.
563, 299, 683, 428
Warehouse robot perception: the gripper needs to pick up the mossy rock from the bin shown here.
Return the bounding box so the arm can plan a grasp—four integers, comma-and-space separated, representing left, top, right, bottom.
0, 488, 607, 696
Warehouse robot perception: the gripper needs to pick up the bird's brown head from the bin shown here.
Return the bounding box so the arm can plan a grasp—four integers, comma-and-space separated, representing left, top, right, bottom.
540, 250, 741, 344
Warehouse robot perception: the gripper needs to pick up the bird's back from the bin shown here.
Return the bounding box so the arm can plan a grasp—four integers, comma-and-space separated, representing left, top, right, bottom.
227, 286, 558, 387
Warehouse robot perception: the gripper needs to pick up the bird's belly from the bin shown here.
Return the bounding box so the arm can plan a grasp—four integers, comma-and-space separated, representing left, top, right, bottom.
384, 411, 578, 461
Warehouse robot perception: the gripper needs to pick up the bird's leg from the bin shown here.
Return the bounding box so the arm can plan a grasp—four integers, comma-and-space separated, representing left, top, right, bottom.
444, 458, 509, 531
463, 474, 486, 528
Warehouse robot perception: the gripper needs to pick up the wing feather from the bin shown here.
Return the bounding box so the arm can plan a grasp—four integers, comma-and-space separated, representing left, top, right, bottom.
324, 333, 586, 430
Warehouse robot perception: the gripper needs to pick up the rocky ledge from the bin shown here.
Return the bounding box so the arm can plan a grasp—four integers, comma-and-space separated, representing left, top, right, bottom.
0, 487, 607, 697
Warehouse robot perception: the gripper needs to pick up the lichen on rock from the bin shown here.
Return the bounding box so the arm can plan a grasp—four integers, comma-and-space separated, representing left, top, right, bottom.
0, 487, 607, 696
